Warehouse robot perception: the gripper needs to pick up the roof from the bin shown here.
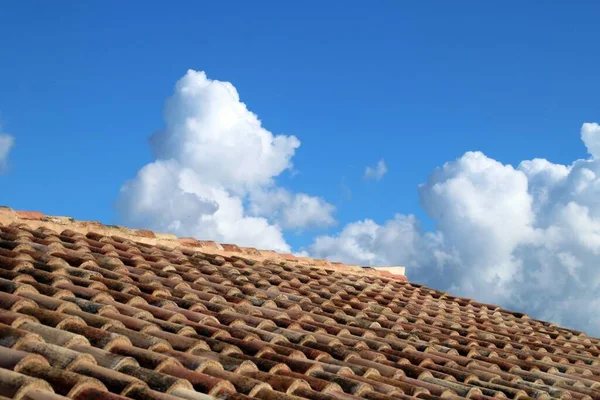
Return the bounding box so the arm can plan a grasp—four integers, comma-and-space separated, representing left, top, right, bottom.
0, 206, 599, 400
0, 207, 406, 280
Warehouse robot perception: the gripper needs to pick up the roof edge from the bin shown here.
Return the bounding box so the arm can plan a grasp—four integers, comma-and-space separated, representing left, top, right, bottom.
0, 206, 407, 281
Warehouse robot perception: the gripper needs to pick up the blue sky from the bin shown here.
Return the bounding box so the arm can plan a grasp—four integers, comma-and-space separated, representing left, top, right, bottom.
3, 2, 600, 332
2, 1, 598, 238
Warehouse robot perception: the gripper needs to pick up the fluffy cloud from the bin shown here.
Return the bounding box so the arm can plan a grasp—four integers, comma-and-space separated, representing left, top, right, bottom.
0, 133, 14, 172
117, 70, 334, 251
364, 159, 388, 180
310, 123, 600, 335
310, 214, 451, 268
148, 71, 300, 193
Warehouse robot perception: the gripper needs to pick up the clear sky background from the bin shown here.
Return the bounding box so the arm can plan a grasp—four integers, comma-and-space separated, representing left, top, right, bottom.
2, 1, 600, 334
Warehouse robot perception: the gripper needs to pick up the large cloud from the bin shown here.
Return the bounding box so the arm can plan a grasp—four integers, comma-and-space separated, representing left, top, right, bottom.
117, 70, 335, 251
0, 133, 14, 172
310, 123, 600, 336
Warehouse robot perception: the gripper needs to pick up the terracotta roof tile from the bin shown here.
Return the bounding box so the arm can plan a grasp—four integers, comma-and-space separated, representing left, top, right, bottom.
15, 211, 46, 220
240, 247, 261, 257
0, 207, 598, 399
221, 244, 242, 253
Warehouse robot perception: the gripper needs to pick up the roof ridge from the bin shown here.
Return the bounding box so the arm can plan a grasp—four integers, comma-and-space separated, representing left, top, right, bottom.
0, 205, 407, 281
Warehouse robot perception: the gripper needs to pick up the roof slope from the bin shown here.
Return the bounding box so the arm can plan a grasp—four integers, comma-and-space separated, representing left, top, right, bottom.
0, 208, 599, 400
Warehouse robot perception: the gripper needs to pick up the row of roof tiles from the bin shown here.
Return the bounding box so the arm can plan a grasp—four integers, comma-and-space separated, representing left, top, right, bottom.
0, 207, 405, 279
0, 211, 598, 400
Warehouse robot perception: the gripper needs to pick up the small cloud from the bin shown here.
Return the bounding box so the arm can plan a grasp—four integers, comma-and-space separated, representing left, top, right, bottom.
0, 133, 15, 173
250, 188, 336, 230
294, 249, 310, 258
340, 177, 352, 201
364, 159, 387, 181
581, 122, 600, 159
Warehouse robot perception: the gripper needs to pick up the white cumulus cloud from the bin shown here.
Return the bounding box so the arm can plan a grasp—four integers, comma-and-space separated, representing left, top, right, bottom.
364, 159, 388, 180
0, 133, 15, 172
117, 70, 334, 251
310, 123, 600, 336
148, 71, 300, 193
310, 214, 450, 268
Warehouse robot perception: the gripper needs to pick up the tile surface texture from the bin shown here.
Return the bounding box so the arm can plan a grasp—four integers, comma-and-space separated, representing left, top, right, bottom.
0, 208, 599, 400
